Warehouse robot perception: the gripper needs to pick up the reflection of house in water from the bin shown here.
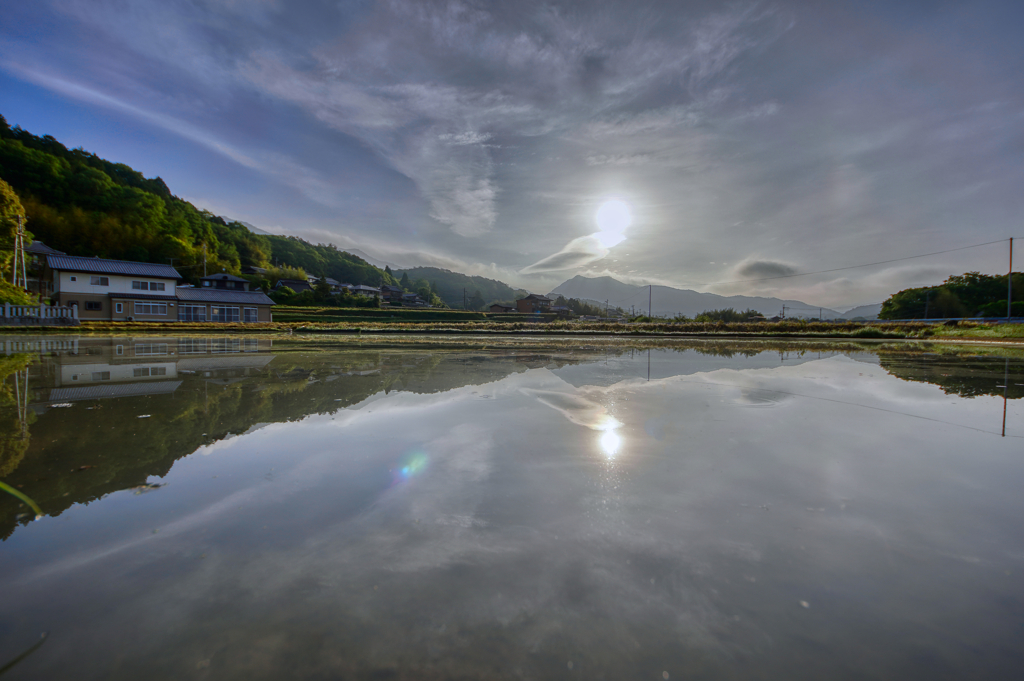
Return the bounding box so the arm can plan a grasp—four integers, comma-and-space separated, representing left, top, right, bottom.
6, 337, 276, 405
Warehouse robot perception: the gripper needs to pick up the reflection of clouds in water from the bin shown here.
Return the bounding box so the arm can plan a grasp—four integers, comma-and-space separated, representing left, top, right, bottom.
734, 387, 794, 407
521, 388, 621, 431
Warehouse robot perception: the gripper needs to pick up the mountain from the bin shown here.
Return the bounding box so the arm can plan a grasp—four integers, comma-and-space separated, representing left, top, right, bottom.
394, 267, 527, 309
838, 303, 882, 320
230, 219, 274, 236
344, 248, 406, 272
549, 275, 843, 319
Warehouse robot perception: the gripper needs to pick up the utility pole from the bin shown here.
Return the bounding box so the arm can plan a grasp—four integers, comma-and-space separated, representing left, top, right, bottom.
1003, 236, 1011, 319
819, 307, 822, 321
12, 215, 27, 289
781, 305, 786, 319
463, 288, 467, 310
203, 243, 207, 277
648, 285, 652, 318
605, 299, 609, 317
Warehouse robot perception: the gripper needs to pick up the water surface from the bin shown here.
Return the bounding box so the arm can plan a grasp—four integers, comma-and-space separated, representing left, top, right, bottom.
1, 336, 1022, 680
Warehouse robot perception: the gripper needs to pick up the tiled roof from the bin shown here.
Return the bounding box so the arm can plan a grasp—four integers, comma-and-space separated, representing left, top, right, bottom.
26, 241, 65, 255
201, 273, 249, 283
175, 288, 276, 305
47, 254, 181, 279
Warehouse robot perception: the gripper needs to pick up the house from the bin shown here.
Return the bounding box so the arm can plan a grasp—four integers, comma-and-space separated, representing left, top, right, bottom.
516, 294, 552, 314
306, 276, 343, 292
489, 304, 514, 313
176, 287, 276, 322
200, 273, 250, 291
24, 241, 65, 297
241, 265, 267, 276
401, 293, 427, 307
47, 254, 182, 321
548, 305, 572, 318
350, 284, 380, 298
273, 278, 313, 294
42, 254, 274, 322
380, 284, 403, 304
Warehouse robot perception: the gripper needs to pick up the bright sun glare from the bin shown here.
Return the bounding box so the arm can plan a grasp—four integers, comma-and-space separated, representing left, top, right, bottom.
594, 199, 631, 249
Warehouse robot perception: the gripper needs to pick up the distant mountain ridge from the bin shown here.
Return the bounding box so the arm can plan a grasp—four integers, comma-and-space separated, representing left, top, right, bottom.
550, 275, 844, 319
394, 267, 527, 309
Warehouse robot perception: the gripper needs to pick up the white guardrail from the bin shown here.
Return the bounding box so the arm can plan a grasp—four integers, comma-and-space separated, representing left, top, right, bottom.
1, 303, 78, 319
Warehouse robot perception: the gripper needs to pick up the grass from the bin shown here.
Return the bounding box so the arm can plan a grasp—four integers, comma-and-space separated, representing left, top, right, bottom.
1, 316, 1022, 343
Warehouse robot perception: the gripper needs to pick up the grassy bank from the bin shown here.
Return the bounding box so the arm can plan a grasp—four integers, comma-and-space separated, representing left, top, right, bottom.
2, 318, 1021, 342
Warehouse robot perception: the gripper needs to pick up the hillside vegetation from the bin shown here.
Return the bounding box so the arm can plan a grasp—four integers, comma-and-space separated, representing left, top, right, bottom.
879, 272, 1023, 319
0, 114, 397, 288
393, 266, 527, 309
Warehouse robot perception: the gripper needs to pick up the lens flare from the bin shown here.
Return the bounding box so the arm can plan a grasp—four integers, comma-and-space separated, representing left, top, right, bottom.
393, 451, 429, 483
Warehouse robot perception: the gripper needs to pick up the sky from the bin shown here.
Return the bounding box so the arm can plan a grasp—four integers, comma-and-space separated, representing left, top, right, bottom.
1, 0, 1023, 308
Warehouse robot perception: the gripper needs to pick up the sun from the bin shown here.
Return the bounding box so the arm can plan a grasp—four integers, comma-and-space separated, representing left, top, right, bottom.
594, 199, 631, 248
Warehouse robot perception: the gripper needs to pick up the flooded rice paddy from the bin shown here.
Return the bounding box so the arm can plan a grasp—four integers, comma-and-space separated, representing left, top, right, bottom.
1, 335, 1023, 680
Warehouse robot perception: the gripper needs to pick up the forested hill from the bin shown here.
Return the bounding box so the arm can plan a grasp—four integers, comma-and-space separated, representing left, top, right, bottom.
394, 266, 527, 309
0, 114, 397, 287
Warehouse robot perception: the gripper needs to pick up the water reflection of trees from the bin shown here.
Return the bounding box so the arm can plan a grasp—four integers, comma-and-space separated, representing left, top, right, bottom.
0, 354, 33, 479
880, 355, 1022, 399
0, 345, 587, 539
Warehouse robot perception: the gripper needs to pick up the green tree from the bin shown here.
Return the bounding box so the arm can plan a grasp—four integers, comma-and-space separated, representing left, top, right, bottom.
400, 272, 411, 290
468, 289, 485, 310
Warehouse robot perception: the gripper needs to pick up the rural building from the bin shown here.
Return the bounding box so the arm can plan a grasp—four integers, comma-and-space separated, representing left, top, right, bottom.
40, 254, 274, 322
516, 294, 552, 314
47, 255, 182, 321
175, 287, 275, 322
201, 273, 251, 290
273, 278, 313, 294
489, 304, 514, 313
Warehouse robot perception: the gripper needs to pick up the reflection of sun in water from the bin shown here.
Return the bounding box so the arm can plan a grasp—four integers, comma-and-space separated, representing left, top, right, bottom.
594, 199, 632, 249
599, 429, 621, 458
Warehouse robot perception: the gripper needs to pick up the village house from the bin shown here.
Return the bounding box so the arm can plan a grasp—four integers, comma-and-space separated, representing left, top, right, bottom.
489, 304, 514, 313
273, 278, 313, 294
43, 254, 274, 322
47, 254, 182, 322
516, 294, 552, 314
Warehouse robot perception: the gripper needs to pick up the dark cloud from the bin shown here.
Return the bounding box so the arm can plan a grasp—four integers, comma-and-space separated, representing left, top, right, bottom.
735, 259, 799, 279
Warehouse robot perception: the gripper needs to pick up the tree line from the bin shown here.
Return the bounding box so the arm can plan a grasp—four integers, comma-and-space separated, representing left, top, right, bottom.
879, 272, 1023, 319
0, 114, 398, 291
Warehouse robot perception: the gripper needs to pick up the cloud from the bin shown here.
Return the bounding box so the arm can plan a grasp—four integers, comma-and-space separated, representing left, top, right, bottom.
519, 234, 610, 274
734, 258, 799, 279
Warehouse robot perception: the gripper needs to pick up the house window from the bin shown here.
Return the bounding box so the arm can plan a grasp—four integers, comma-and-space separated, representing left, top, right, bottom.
210, 306, 240, 323
178, 305, 207, 322
150, 282, 165, 291
243, 307, 259, 323
132, 281, 149, 290
115, 302, 123, 314
67, 300, 78, 308
134, 302, 167, 315
90, 276, 109, 286
133, 367, 167, 378
70, 276, 77, 282
203, 280, 211, 287
116, 345, 123, 355
178, 339, 207, 354
85, 301, 102, 311
91, 371, 110, 381
134, 343, 169, 356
